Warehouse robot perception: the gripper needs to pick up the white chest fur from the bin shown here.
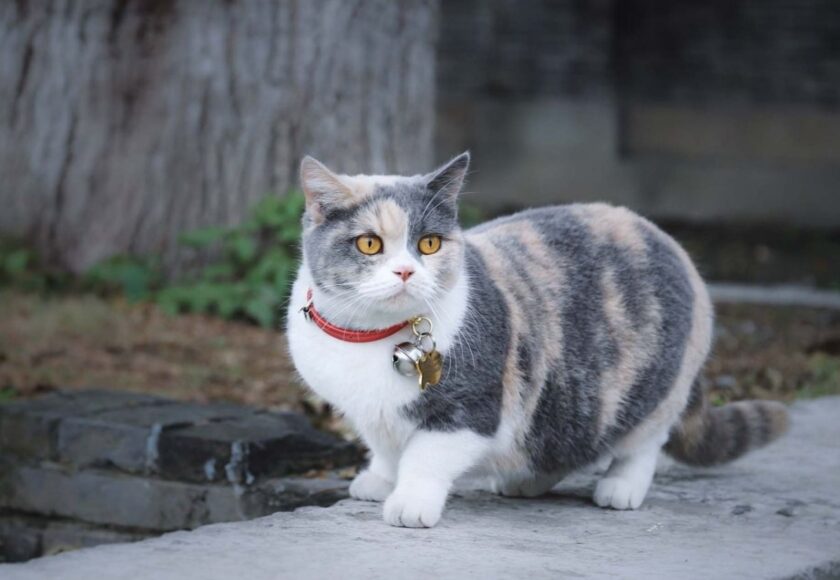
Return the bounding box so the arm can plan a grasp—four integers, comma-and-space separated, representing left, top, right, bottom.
285, 265, 470, 446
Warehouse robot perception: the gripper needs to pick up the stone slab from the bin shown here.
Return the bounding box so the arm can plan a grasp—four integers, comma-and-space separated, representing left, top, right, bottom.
0, 390, 162, 460
0, 515, 42, 563
0, 460, 349, 532
1, 389, 360, 483
3, 397, 838, 580
157, 412, 361, 484
0, 513, 150, 563
57, 401, 255, 475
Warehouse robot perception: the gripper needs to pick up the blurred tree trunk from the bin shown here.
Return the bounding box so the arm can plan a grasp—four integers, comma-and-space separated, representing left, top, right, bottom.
0, 0, 437, 275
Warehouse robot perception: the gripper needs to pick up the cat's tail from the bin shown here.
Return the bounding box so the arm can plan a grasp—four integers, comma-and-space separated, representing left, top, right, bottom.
664, 392, 789, 467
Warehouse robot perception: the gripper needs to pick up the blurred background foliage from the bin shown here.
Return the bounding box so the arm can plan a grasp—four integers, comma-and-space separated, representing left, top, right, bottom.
2, 191, 305, 328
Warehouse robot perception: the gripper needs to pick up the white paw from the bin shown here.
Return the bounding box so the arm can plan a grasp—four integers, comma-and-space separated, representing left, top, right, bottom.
383, 481, 448, 528
349, 470, 394, 502
593, 476, 648, 510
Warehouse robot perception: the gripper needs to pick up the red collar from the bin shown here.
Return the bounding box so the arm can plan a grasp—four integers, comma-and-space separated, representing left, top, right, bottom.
302, 288, 410, 343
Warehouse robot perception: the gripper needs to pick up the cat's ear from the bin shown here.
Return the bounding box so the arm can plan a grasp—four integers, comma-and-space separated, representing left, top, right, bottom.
424, 152, 470, 200
300, 156, 355, 222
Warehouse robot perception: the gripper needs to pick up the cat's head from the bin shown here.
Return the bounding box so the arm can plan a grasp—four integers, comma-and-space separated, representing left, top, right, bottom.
299, 152, 470, 327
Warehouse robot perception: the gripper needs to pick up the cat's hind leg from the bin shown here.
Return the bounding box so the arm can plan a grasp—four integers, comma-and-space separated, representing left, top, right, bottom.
493, 470, 562, 498
349, 438, 399, 502
593, 431, 667, 510
349, 466, 394, 502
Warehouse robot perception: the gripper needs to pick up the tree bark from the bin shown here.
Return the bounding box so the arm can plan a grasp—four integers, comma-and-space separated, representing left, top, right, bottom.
0, 0, 437, 274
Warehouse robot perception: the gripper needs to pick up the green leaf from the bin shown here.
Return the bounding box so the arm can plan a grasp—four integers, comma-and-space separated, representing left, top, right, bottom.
229, 236, 258, 264
244, 297, 275, 328
156, 287, 187, 315
201, 263, 235, 282
252, 196, 285, 227
216, 294, 240, 318
273, 268, 291, 293
179, 227, 228, 248
187, 282, 221, 312
0, 387, 19, 403
4, 249, 30, 275
278, 223, 302, 243
120, 263, 153, 301
283, 190, 306, 216
85, 256, 156, 301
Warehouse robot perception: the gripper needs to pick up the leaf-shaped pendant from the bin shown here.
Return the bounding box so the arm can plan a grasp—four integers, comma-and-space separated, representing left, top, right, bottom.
417, 350, 443, 390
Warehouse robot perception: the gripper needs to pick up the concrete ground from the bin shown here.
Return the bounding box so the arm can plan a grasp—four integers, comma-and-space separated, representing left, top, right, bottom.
4, 398, 840, 580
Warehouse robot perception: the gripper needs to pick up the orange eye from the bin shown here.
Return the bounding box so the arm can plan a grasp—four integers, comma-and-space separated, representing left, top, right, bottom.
418, 235, 442, 255
355, 235, 383, 255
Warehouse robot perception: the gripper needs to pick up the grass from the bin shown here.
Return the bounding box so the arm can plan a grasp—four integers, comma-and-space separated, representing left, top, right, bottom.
797, 353, 840, 399
0, 386, 17, 403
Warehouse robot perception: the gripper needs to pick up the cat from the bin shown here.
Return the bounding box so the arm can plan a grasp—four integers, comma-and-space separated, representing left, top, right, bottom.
286, 152, 789, 528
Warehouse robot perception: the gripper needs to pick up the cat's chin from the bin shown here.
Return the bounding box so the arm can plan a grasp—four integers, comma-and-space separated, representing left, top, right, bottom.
376, 296, 424, 315
363, 291, 430, 325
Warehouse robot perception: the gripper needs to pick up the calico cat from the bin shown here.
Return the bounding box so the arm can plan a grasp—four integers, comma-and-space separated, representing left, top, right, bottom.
286, 152, 788, 528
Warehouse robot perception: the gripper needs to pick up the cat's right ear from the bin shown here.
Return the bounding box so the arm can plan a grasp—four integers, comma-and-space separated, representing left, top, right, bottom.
300, 156, 354, 223
424, 151, 470, 200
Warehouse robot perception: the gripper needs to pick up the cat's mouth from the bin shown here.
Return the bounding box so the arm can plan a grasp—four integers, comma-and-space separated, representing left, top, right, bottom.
377, 285, 424, 309
358, 282, 427, 315
384, 287, 411, 302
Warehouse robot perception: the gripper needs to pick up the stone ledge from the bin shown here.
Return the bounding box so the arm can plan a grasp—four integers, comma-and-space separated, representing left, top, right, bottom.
0, 512, 151, 563
56, 400, 254, 476
3, 397, 838, 580
0, 390, 361, 483
156, 412, 355, 484
0, 389, 362, 561
0, 460, 350, 533
0, 390, 163, 461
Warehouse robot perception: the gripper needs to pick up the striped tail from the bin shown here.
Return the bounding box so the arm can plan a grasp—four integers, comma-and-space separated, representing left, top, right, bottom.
664, 391, 790, 467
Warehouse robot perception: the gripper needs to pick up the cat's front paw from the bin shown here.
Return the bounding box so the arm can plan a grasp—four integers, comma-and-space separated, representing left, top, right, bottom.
349, 470, 394, 502
593, 476, 647, 510
383, 481, 448, 528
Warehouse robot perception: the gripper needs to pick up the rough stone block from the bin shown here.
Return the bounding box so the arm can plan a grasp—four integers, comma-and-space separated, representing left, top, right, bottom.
0, 390, 162, 461
157, 412, 361, 484
3, 390, 360, 482
0, 512, 149, 563
238, 476, 351, 519
57, 401, 256, 474
0, 460, 349, 532
0, 514, 42, 563
0, 462, 224, 531
40, 520, 149, 558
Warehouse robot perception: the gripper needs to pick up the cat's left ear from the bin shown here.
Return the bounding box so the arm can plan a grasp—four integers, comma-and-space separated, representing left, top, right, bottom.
424, 152, 470, 200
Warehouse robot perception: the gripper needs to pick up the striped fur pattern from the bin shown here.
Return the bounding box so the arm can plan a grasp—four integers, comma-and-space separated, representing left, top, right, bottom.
287, 153, 790, 528
665, 389, 789, 466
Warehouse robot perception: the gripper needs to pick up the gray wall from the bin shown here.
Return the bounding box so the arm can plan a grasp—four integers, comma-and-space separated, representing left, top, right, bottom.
437, 0, 840, 227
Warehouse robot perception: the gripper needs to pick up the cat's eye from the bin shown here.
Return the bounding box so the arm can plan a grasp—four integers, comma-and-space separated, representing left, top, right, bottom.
355, 234, 383, 255
418, 235, 442, 255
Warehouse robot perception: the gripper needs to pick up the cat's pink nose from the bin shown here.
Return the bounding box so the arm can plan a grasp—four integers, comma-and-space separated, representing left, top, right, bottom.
393, 267, 414, 282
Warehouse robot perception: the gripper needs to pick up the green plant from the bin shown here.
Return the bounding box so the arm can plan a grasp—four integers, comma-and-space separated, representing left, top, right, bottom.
0, 387, 18, 403
798, 353, 840, 399
458, 203, 485, 228
85, 256, 160, 302
156, 191, 305, 327
0, 238, 70, 292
